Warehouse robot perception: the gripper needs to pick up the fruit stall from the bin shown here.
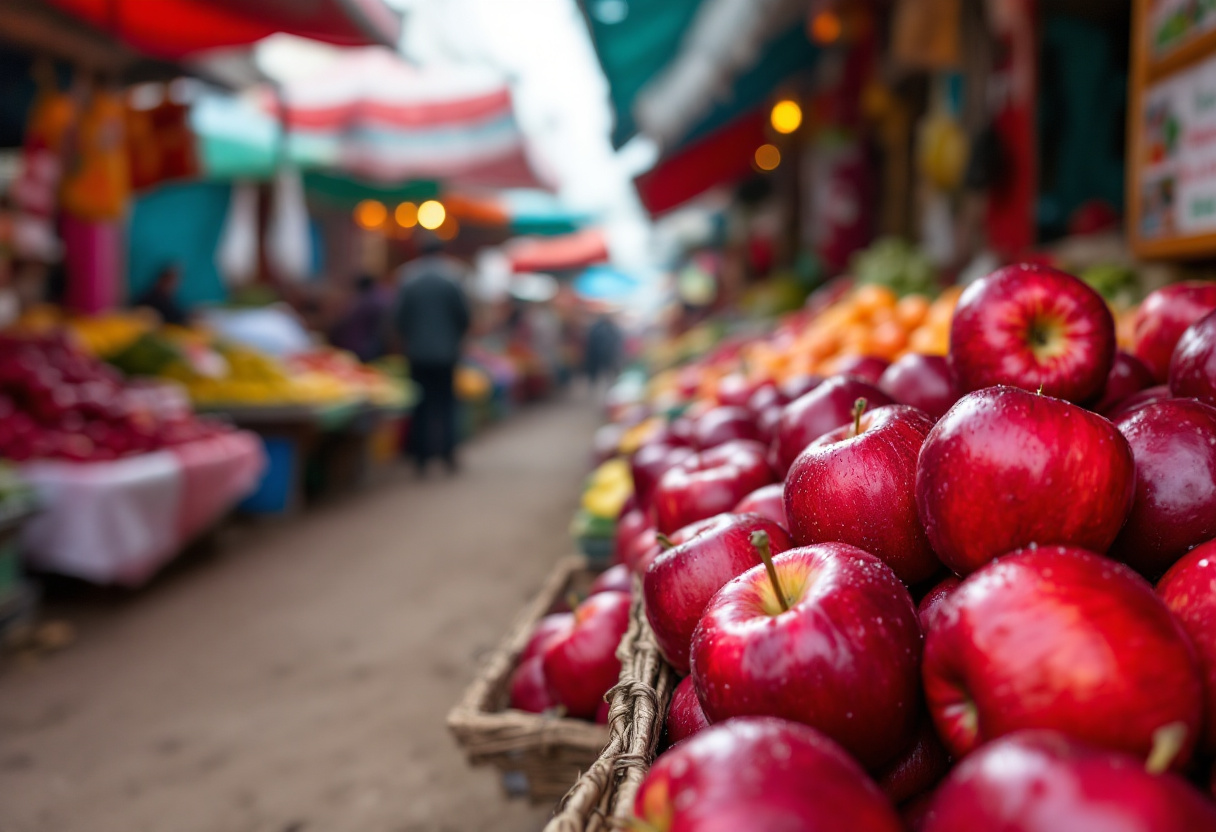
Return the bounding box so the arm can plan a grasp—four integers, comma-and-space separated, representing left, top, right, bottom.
454, 259, 1216, 830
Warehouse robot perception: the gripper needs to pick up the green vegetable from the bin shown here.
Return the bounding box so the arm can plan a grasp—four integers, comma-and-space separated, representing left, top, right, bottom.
851, 238, 938, 297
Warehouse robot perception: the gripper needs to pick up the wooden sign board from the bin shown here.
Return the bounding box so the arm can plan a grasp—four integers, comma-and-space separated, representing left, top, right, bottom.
1129, 0, 1216, 258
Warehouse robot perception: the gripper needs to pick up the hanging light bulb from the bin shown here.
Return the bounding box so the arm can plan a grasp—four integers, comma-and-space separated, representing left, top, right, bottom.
754, 144, 781, 171
771, 100, 803, 134
418, 200, 446, 230
395, 201, 418, 228
354, 200, 387, 230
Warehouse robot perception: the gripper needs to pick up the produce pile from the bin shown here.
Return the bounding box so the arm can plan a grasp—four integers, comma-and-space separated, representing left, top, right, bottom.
0, 333, 235, 462
604, 267, 1216, 830
505, 563, 632, 722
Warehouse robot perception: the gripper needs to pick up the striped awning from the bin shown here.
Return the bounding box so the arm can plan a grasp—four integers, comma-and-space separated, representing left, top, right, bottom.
265, 48, 544, 189
44, 0, 401, 58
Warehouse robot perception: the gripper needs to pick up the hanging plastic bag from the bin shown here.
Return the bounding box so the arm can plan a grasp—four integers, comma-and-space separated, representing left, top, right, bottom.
215, 182, 258, 287
265, 166, 312, 283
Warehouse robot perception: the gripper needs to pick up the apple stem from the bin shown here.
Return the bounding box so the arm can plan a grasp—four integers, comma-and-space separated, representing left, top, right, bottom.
851, 398, 868, 437
1145, 722, 1188, 774
751, 530, 790, 612
566, 591, 581, 612
656, 533, 676, 551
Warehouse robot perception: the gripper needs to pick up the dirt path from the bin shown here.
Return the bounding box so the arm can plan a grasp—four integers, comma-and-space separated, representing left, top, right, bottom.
0, 395, 602, 832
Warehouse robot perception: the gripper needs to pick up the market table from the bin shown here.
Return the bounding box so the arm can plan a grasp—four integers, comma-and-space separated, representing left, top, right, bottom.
19, 430, 265, 586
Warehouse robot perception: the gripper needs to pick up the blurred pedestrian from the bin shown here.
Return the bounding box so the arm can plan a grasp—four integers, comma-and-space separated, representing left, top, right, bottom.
330, 273, 388, 362
135, 263, 188, 326
392, 233, 471, 474
584, 313, 622, 386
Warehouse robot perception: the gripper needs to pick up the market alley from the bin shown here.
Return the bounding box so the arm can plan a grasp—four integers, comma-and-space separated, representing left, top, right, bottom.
0, 395, 601, 832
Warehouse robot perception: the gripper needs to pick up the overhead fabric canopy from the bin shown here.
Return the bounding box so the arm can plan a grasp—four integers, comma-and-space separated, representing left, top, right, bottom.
44, 0, 402, 59
266, 48, 544, 189
573, 265, 641, 303
507, 229, 609, 274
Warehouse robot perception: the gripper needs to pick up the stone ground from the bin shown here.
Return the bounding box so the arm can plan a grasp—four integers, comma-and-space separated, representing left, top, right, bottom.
0, 394, 602, 832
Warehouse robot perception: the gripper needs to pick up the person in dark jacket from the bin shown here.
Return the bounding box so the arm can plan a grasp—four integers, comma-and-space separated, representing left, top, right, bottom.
584, 313, 622, 385
393, 234, 471, 473
136, 264, 189, 326
330, 274, 388, 362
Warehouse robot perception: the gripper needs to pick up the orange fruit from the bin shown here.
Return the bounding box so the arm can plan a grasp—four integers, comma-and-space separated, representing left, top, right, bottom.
871, 321, 909, 359
895, 294, 931, 329
854, 284, 899, 316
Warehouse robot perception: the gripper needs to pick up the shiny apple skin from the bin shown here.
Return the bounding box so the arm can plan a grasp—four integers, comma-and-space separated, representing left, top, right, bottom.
786, 404, 941, 585
923, 546, 1203, 765
772, 376, 894, 475
917, 575, 961, 633
644, 513, 792, 674
692, 405, 761, 450
1104, 383, 1174, 420
921, 731, 1216, 832
1158, 539, 1216, 751
542, 590, 632, 719
877, 719, 952, 806
1108, 400, 1216, 577
1132, 280, 1216, 382
732, 483, 787, 529
1170, 308, 1216, 406
1092, 350, 1156, 414
630, 442, 695, 512
879, 354, 959, 420
508, 655, 556, 713
915, 386, 1135, 575
614, 507, 649, 567
653, 440, 775, 534
835, 355, 891, 384
633, 717, 903, 832
518, 612, 574, 664
949, 264, 1116, 402
589, 563, 633, 596
691, 544, 923, 769
664, 675, 711, 746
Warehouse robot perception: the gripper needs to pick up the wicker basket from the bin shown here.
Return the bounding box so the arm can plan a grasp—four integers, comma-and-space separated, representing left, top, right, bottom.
544, 581, 676, 832
447, 556, 612, 804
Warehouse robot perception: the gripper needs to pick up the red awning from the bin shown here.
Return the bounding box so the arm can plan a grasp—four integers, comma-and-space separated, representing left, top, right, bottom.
45, 0, 402, 59
635, 107, 768, 216
507, 229, 609, 274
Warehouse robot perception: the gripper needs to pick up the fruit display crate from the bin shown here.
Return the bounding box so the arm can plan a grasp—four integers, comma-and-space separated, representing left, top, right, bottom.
545, 583, 676, 832
447, 557, 612, 805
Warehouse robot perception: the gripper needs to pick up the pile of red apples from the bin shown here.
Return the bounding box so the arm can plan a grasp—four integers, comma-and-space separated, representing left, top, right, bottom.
614, 265, 1216, 830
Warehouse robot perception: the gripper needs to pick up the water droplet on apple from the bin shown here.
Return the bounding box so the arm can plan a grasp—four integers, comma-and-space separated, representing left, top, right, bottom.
1200, 559, 1210, 568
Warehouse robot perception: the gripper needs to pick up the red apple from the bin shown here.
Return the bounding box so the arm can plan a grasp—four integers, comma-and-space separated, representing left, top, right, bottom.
1132, 280, 1216, 382
916, 386, 1135, 575
542, 590, 631, 719
780, 374, 825, 401
630, 442, 694, 511
835, 355, 891, 384
595, 699, 610, 724
623, 525, 659, 574
949, 263, 1115, 402
878, 354, 959, 420
518, 612, 573, 664
1105, 383, 1174, 420
1092, 350, 1156, 414
917, 575, 961, 633
508, 655, 556, 713
691, 543, 922, 769
746, 384, 786, 420
1108, 400, 1216, 577
924, 546, 1203, 764
644, 513, 792, 674
692, 405, 760, 450
1170, 308, 1216, 406
653, 440, 775, 534
786, 403, 941, 585
772, 376, 894, 475
614, 507, 649, 567
877, 720, 952, 806
665, 675, 711, 746
1157, 539, 1216, 751
714, 373, 758, 407
633, 717, 903, 832
732, 483, 787, 529
589, 563, 633, 596
921, 731, 1216, 832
